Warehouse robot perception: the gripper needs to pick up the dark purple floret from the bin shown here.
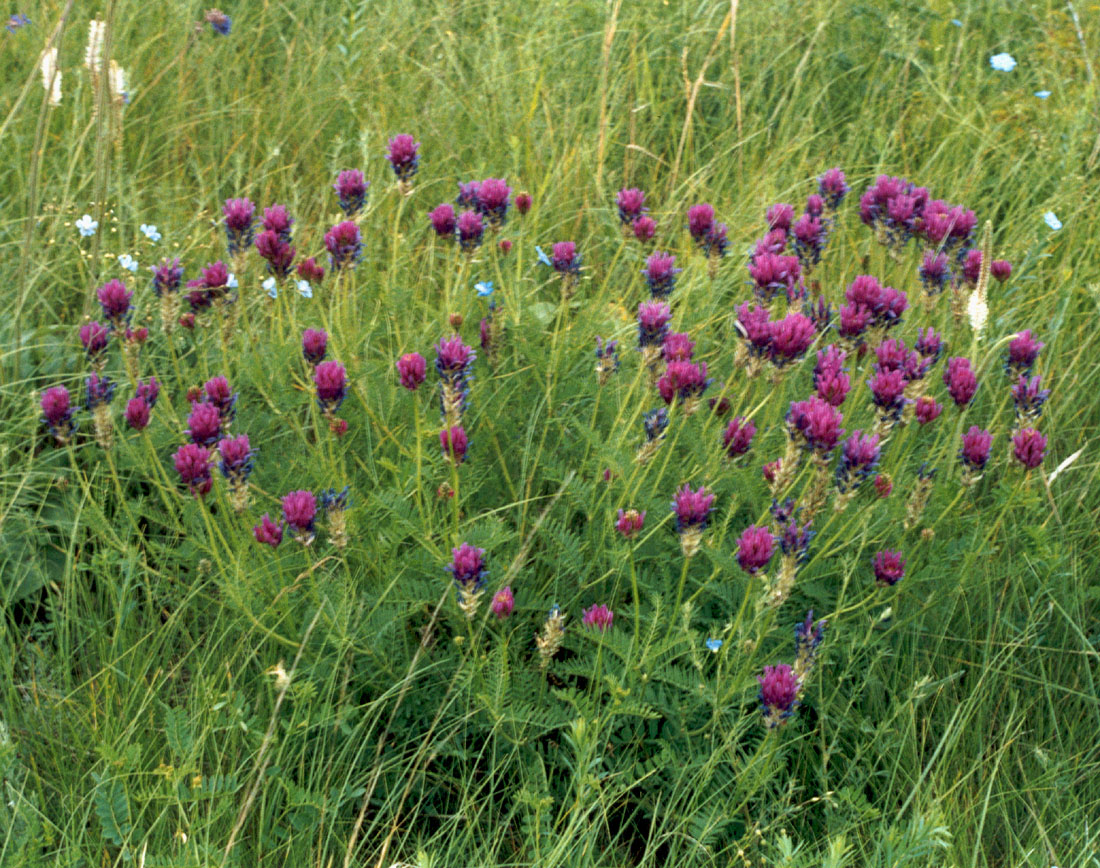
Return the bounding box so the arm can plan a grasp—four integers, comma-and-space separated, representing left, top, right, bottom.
687, 203, 715, 243
324, 221, 362, 271
722, 416, 756, 458
456, 181, 481, 208
1012, 428, 1046, 469
84, 373, 115, 410
657, 360, 711, 405
297, 257, 325, 283
447, 542, 487, 594
282, 490, 317, 534
787, 396, 844, 455
333, 170, 369, 216
386, 134, 420, 183
80, 321, 111, 361
777, 514, 814, 564
203, 376, 237, 423
302, 328, 328, 365
1012, 374, 1050, 423
794, 610, 826, 666
943, 357, 978, 406
253, 514, 283, 547
758, 664, 800, 726
868, 368, 908, 421
440, 425, 469, 463
397, 352, 427, 390
643, 407, 668, 442
818, 168, 849, 210
768, 311, 816, 368
222, 198, 255, 255
643, 251, 680, 298
315, 360, 348, 412
41, 386, 76, 442
919, 251, 950, 295
748, 253, 801, 304
261, 204, 294, 241
805, 194, 825, 218
959, 426, 993, 473
703, 223, 729, 259
792, 214, 827, 269
736, 525, 774, 574
637, 301, 672, 349
151, 258, 184, 297
915, 327, 944, 363
430, 203, 457, 237
616, 188, 647, 225
457, 210, 484, 252
97, 279, 133, 326
767, 203, 795, 235
476, 178, 512, 227
835, 431, 881, 493
736, 303, 773, 359
217, 434, 253, 483
671, 484, 715, 534
174, 443, 212, 497
872, 550, 905, 586
551, 241, 580, 274
1006, 330, 1043, 378
662, 332, 694, 363
135, 377, 160, 408
187, 401, 222, 446
255, 230, 296, 280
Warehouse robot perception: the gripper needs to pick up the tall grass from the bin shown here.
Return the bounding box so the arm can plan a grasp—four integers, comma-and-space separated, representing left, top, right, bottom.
1, 1, 1099, 866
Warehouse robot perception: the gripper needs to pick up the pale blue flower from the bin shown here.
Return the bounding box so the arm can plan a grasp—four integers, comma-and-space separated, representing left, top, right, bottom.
262, 277, 278, 299
950, 18, 963, 26
475, 280, 494, 297
117, 254, 138, 272
535, 245, 552, 267
705, 638, 723, 652
1043, 211, 1062, 231
139, 223, 161, 242
1034, 90, 1051, 99
227, 273, 239, 289
296, 280, 313, 299
76, 214, 98, 237
989, 53, 1017, 72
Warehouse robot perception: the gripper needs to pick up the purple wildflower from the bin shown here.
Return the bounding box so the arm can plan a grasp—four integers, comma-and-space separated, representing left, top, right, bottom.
222, 198, 255, 255
324, 221, 362, 271
333, 170, 369, 216
386, 134, 420, 184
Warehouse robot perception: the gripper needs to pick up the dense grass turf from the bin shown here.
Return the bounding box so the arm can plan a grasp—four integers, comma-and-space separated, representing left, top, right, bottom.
2, 1, 1099, 866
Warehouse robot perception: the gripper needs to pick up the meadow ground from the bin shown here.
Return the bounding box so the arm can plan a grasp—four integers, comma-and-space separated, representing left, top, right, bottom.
2, 1, 1100, 866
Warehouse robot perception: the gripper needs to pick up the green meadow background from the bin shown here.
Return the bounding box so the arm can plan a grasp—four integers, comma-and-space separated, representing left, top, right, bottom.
2, 0, 1099, 866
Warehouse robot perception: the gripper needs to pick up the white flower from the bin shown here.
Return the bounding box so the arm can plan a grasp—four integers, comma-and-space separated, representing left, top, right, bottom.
296, 280, 313, 299
84, 19, 105, 73
39, 47, 61, 106
989, 53, 1017, 72
966, 290, 988, 337
227, 273, 239, 289
262, 277, 278, 299
118, 254, 138, 272
108, 59, 129, 105
76, 214, 98, 237
140, 224, 161, 242
1043, 211, 1062, 231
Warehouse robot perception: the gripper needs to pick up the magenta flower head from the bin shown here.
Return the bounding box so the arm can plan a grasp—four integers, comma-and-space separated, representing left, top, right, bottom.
456, 181, 481, 208
81, 375, 114, 415
805, 193, 825, 218
788, 396, 844, 456
447, 543, 487, 597
768, 311, 816, 368
671, 484, 715, 557
261, 203, 294, 241
736, 525, 775, 575
959, 425, 993, 474
475, 178, 512, 227
687, 203, 715, 243
582, 603, 614, 632
151, 258, 184, 297
1012, 428, 1046, 469
837, 302, 872, 342
440, 425, 468, 463
187, 401, 222, 446
943, 357, 978, 406
292, 260, 322, 287
758, 664, 800, 727
991, 259, 1012, 281
637, 301, 672, 349
914, 327, 944, 363
792, 214, 827, 270
766, 203, 795, 235
1012, 374, 1050, 423
253, 513, 283, 548
616, 188, 647, 225
435, 335, 475, 377
386, 133, 420, 184
962, 248, 984, 285
217, 433, 253, 484
222, 198, 255, 255
397, 352, 427, 391
429, 203, 457, 238
80, 320, 111, 363
737, 303, 773, 360
722, 416, 756, 459
314, 360, 347, 412
514, 191, 532, 215
615, 508, 646, 539
324, 220, 362, 271
657, 360, 711, 408
551, 241, 580, 275
872, 550, 906, 587
662, 332, 695, 363
205, 9, 231, 35
282, 489, 317, 543
255, 230, 296, 280
632, 215, 656, 242
124, 397, 150, 430
748, 252, 800, 304
1006, 330, 1043, 378
333, 169, 369, 216
874, 337, 909, 372
301, 328, 328, 366
97, 279, 133, 326
174, 443, 212, 498
818, 167, 849, 210
835, 431, 880, 493
491, 586, 514, 619
919, 251, 950, 296
814, 345, 850, 406
868, 368, 908, 422
202, 375, 237, 422
914, 395, 943, 425
643, 251, 680, 299
456, 210, 484, 252
703, 222, 729, 260
40, 386, 76, 443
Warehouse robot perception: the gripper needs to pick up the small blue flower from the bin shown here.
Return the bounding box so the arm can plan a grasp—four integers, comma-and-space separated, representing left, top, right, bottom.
140, 223, 161, 242
1034, 90, 1051, 99
5, 14, 29, 33
262, 277, 278, 299
1043, 211, 1062, 231
117, 254, 138, 273
705, 638, 723, 653
76, 214, 98, 237
535, 245, 552, 267
989, 53, 1017, 72
950, 18, 962, 26
475, 280, 494, 297
227, 272, 239, 289
296, 280, 313, 299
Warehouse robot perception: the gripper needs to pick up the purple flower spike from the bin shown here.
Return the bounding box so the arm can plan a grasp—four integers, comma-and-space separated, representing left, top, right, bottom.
835, 431, 880, 493
748, 252, 801, 304
914, 395, 943, 425
616, 188, 647, 225
991, 260, 1012, 281
97, 279, 133, 326
736, 525, 775, 575
551, 241, 580, 275
429, 203, 457, 237
203, 375, 237, 422
794, 610, 826, 673
915, 327, 944, 362
737, 303, 773, 360
255, 230, 296, 280
124, 397, 150, 430
792, 214, 827, 270
657, 360, 711, 408
582, 604, 614, 631
818, 168, 849, 210
253, 514, 283, 548
632, 215, 656, 242
919, 251, 950, 296
491, 586, 514, 618
447, 543, 487, 594
868, 368, 908, 422
758, 664, 800, 727
386, 134, 420, 184
222, 198, 256, 256
643, 251, 680, 298
456, 210, 484, 252
959, 425, 993, 474
298, 257, 325, 283
514, 191, 532, 215
324, 221, 362, 271
1012, 428, 1046, 469
314, 360, 348, 413
151, 258, 184, 297
616, 508, 646, 539
1006, 330, 1043, 378
661, 332, 694, 364
187, 401, 222, 446
671, 484, 715, 538
475, 178, 512, 227
80, 321, 111, 362
805, 194, 825, 217
788, 396, 844, 456
440, 425, 469, 463
962, 249, 983, 285
84, 373, 115, 410
1012, 374, 1050, 423
637, 300, 672, 349
217, 434, 253, 483
174, 443, 212, 498
40, 386, 76, 443
333, 169, 369, 216
768, 311, 816, 368
282, 490, 317, 542
837, 302, 872, 342
687, 203, 715, 243
814, 345, 850, 406
872, 550, 906, 587
704, 222, 729, 260
766, 203, 795, 235
302, 328, 328, 365
943, 357, 978, 407
456, 181, 481, 208
261, 204, 294, 241
722, 416, 756, 458
397, 352, 427, 390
